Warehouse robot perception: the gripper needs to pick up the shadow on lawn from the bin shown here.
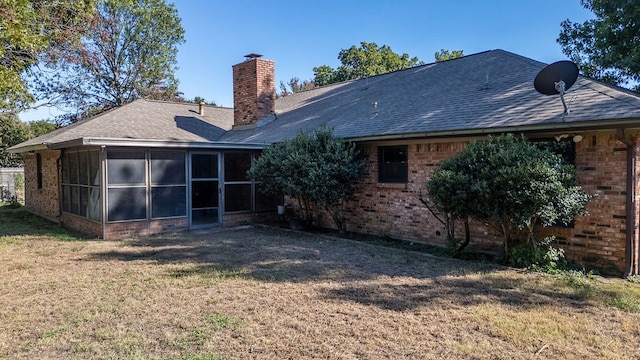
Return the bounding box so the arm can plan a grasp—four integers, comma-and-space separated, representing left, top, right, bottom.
320, 275, 593, 312
88, 226, 484, 282
0, 205, 88, 241
88, 226, 593, 312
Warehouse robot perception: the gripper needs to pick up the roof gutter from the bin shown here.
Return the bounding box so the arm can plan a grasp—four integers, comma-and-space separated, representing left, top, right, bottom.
9, 137, 267, 154
616, 128, 639, 277
48, 137, 267, 150
347, 117, 640, 143
7, 143, 49, 154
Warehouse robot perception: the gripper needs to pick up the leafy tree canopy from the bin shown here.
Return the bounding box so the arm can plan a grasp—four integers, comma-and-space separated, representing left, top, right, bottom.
248, 126, 365, 232
191, 96, 217, 106
557, 0, 640, 91
434, 49, 464, 62
0, 114, 30, 167
34, 0, 185, 124
312, 41, 424, 86
28, 120, 58, 138
0, 0, 96, 112
0, 116, 58, 167
279, 77, 316, 97
426, 134, 591, 254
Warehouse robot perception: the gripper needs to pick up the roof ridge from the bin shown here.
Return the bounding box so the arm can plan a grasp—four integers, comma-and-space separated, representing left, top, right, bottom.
574, 77, 640, 110
489, 49, 549, 68
277, 49, 521, 101
142, 99, 233, 110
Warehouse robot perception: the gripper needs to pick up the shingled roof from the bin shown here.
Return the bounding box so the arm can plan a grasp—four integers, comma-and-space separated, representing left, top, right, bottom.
221, 49, 640, 144
10, 100, 235, 152
11, 49, 640, 153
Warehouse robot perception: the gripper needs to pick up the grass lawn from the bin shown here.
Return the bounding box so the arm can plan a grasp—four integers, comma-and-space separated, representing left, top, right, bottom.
1, 205, 639, 359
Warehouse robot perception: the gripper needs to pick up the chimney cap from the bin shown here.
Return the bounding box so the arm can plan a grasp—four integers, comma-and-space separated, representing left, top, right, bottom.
244, 53, 263, 60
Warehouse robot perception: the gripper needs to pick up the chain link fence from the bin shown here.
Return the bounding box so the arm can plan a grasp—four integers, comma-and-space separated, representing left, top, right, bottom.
0, 168, 25, 203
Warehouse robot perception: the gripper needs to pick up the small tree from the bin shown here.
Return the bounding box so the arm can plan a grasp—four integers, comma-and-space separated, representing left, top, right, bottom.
426, 134, 591, 256
248, 126, 365, 233
421, 164, 473, 254
0, 114, 30, 167
434, 49, 464, 62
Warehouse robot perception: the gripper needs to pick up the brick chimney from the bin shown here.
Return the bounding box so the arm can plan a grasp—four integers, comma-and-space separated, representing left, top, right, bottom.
232, 54, 275, 128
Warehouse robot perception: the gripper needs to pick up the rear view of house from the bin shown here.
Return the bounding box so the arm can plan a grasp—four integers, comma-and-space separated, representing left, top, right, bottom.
10, 50, 640, 276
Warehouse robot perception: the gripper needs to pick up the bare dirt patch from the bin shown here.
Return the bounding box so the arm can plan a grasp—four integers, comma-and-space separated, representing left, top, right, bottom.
1, 225, 639, 359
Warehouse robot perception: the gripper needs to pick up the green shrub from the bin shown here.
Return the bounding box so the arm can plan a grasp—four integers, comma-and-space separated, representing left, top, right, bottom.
248, 126, 365, 233
506, 237, 568, 274
426, 134, 591, 256
0, 188, 20, 208
562, 269, 595, 290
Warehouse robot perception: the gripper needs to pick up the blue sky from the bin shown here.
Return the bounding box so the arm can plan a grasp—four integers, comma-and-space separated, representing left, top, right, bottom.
21, 0, 594, 121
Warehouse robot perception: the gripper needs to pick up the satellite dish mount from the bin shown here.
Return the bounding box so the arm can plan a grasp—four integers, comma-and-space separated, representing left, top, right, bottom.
534, 60, 579, 116
555, 80, 568, 114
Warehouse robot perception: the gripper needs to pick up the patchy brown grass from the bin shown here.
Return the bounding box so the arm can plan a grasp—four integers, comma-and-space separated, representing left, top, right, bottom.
1, 224, 639, 359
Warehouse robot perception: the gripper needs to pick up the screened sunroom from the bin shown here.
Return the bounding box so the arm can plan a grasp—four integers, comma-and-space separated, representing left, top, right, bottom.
58, 146, 279, 239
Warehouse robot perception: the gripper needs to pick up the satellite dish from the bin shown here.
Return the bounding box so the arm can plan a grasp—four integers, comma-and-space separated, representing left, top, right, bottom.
534, 60, 579, 115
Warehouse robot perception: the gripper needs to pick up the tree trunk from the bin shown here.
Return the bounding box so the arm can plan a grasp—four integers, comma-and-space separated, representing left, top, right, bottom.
456, 217, 471, 253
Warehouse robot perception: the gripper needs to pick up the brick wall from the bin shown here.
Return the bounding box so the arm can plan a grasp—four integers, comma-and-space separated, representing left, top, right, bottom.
232, 57, 275, 127
538, 131, 635, 273
61, 213, 102, 238
24, 150, 61, 222
105, 218, 188, 240
340, 141, 501, 246
223, 211, 275, 227
308, 133, 633, 274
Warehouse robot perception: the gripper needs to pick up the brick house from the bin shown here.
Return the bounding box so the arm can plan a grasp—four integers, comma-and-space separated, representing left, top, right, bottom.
9, 50, 640, 276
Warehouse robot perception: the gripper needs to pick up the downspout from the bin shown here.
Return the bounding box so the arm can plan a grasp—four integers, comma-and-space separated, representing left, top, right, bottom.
55, 151, 63, 223
616, 128, 638, 277
101, 146, 107, 240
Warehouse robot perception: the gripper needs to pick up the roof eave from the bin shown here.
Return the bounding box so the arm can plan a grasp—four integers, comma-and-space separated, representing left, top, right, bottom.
348, 117, 640, 142
52, 137, 266, 150
7, 143, 49, 154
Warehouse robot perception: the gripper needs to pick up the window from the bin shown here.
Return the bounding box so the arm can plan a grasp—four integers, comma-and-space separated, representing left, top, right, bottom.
223, 152, 253, 212
107, 150, 145, 185
224, 152, 281, 213
36, 154, 43, 189
106, 150, 146, 221
152, 187, 186, 218
533, 138, 576, 165
106, 149, 188, 222
192, 153, 218, 179
61, 149, 101, 221
378, 145, 408, 183
224, 152, 251, 181
150, 151, 186, 218
108, 187, 146, 221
